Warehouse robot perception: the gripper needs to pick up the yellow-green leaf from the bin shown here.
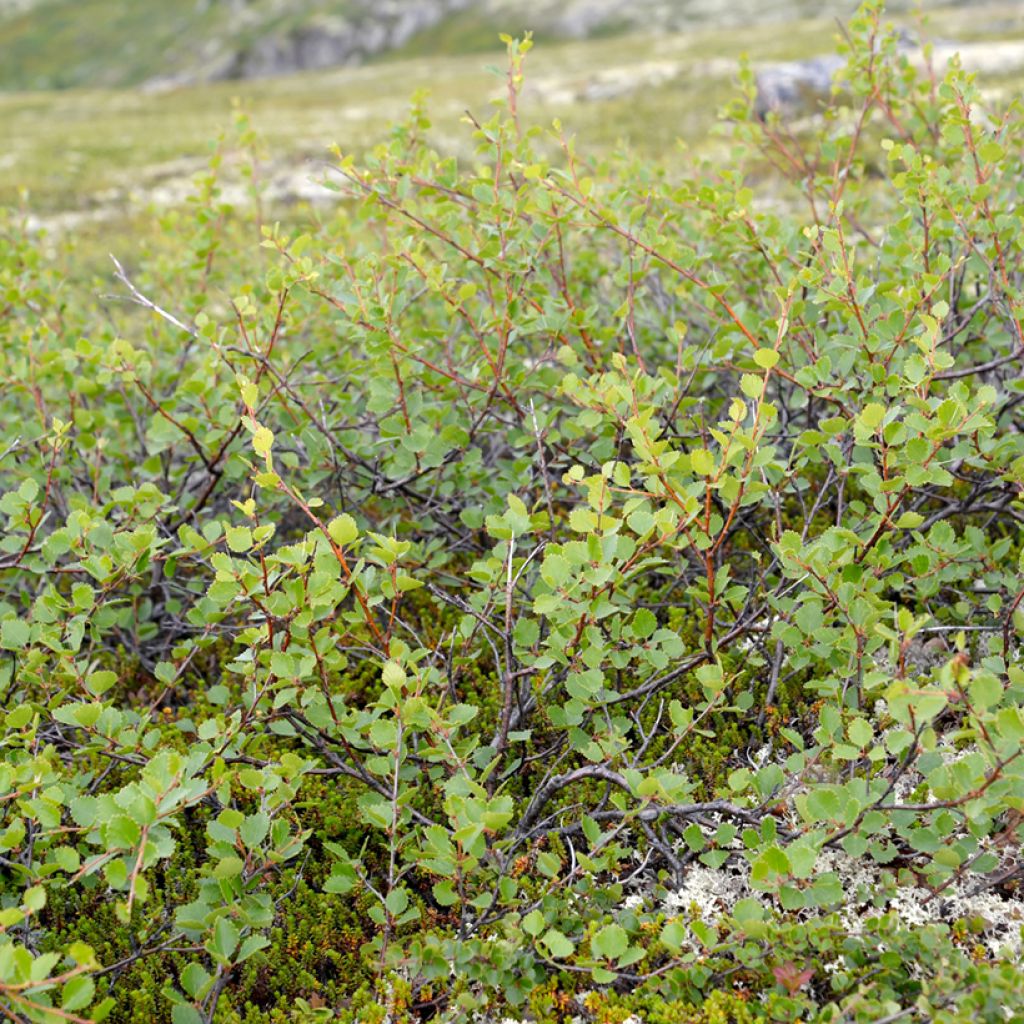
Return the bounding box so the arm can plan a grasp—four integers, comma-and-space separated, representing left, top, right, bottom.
252, 426, 274, 457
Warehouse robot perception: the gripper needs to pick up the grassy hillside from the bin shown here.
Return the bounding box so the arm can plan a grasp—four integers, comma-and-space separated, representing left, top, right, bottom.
0, 0, 1008, 91
0, 0, 359, 90
3, 1, 1024, 225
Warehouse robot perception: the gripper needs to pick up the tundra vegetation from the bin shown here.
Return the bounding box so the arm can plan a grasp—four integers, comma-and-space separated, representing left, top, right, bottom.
1, 4, 1024, 1022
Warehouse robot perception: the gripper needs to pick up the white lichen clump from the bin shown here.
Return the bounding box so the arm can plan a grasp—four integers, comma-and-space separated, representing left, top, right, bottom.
663, 863, 756, 922
659, 848, 1024, 961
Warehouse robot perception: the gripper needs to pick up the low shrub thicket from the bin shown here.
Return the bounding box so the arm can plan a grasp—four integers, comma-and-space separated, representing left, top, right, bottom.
1, 4, 1023, 1021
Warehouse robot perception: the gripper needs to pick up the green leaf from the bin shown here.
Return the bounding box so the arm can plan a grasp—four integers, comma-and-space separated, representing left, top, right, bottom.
659, 918, 687, 952
385, 887, 409, 916
172, 1005, 204, 1024
857, 403, 885, 431
382, 661, 406, 690
214, 856, 244, 880
522, 909, 545, 937
180, 963, 211, 1000
6, 706, 32, 729
432, 880, 459, 907
324, 864, 357, 894
682, 823, 705, 851
969, 673, 1002, 711
61, 975, 95, 1012
252, 425, 274, 457
0, 618, 30, 650
24, 885, 46, 912
847, 717, 872, 748
631, 608, 657, 639
626, 508, 654, 535
753, 348, 779, 370
209, 916, 240, 961
536, 850, 561, 878
690, 448, 715, 476
85, 671, 117, 696
740, 374, 763, 399
591, 923, 628, 960
542, 553, 572, 587
896, 511, 924, 529
225, 526, 252, 552
803, 787, 842, 822
327, 514, 358, 546
237, 935, 270, 962
540, 928, 574, 958
750, 844, 791, 888
105, 816, 141, 850
237, 374, 258, 409
240, 813, 270, 848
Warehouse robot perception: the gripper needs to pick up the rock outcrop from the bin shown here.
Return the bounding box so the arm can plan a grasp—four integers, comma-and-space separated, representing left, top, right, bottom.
754, 54, 844, 119
221, 0, 476, 80
754, 37, 1024, 120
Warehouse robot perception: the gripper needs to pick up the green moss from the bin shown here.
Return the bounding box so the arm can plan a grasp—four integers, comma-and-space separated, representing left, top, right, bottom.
584, 988, 771, 1024
47, 867, 380, 1022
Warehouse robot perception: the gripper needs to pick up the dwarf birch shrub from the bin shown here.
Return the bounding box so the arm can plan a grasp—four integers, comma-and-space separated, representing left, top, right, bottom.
0, 4, 1023, 1022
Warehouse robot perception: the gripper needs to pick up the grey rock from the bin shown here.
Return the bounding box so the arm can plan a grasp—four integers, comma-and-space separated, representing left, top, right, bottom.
218, 0, 475, 81
754, 55, 844, 119
753, 36, 1024, 120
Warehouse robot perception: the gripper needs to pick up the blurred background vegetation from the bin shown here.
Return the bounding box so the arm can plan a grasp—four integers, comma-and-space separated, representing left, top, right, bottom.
2, 1, 1023, 234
